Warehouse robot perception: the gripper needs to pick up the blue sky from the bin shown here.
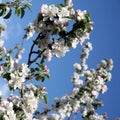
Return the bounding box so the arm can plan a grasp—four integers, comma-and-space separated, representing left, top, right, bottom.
0, 0, 120, 119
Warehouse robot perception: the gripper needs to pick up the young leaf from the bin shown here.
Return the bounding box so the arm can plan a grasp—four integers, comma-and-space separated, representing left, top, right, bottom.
44, 95, 48, 104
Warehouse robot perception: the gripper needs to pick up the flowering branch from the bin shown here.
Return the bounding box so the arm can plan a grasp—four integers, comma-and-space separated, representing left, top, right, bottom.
0, 0, 117, 120
0, 0, 31, 19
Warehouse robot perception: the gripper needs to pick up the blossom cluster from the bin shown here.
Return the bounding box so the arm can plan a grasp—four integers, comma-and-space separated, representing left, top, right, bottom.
0, 84, 47, 120
32, 42, 113, 120
24, 0, 93, 59
0, 36, 48, 119
0, 51, 29, 90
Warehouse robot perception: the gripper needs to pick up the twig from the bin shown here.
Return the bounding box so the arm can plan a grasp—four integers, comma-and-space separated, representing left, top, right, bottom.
27, 33, 40, 67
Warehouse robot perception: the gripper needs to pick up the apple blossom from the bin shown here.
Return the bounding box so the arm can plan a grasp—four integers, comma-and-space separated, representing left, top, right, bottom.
0, 0, 116, 120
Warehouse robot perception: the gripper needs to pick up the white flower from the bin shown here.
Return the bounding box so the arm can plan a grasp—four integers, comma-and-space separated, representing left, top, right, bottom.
72, 87, 79, 95
76, 10, 87, 21
41, 4, 58, 21
22, 90, 39, 114
86, 42, 93, 51
101, 85, 108, 94
54, 97, 59, 103
108, 59, 113, 70
79, 32, 90, 44
82, 63, 88, 70
74, 79, 83, 88
107, 72, 112, 81
20, 63, 29, 76
0, 39, 4, 47
68, 0, 73, 6
0, 91, 2, 96
80, 91, 93, 104
24, 113, 33, 120
71, 38, 79, 49
9, 73, 25, 89
24, 22, 35, 39
52, 39, 69, 57
82, 108, 88, 117
0, 65, 4, 75
49, 114, 60, 120
74, 63, 82, 70
71, 72, 80, 82
89, 113, 105, 120
54, 7, 70, 27
95, 76, 104, 85
44, 50, 52, 61
41, 4, 48, 15
101, 60, 107, 68
2, 47, 7, 53
71, 100, 81, 112
91, 90, 99, 98
21, 0, 32, 7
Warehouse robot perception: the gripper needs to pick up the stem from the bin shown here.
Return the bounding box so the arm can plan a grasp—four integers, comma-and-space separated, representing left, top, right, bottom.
27, 33, 46, 67
40, 109, 51, 115
0, 1, 20, 8
27, 33, 40, 67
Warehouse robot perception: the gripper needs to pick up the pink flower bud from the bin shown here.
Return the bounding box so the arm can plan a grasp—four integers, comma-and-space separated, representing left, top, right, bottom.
43, 65, 49, 73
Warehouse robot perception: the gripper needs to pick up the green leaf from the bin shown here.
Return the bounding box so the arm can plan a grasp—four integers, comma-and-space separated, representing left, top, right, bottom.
85, 12, 90, 22
20, 8, 25, 18
37, 13, 43, 22
0, 9, 5, 16
40, 76, 45, 82
30, 68, 35, 73
26, 4, 32, 12
0, 3, 6, 9
40, 56, 45, 64
4, 9, 12, 19
15, 7, 21, 17
0, 8, 6, 17
35, 67, 39, 71
36, 76, 45, 82
3, 72, 11, 80
36, 62, 43, 68
57, 4, 64, 9
43, 95, 48, 104
64, 0, 67, 5
0, 114, 4, 120
9, 85, 14, 92
44, 73, 50, 79
36, 76, 41, 81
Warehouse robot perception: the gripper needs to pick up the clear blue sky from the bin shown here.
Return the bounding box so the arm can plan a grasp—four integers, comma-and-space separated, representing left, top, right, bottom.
1, 0, 120, 119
